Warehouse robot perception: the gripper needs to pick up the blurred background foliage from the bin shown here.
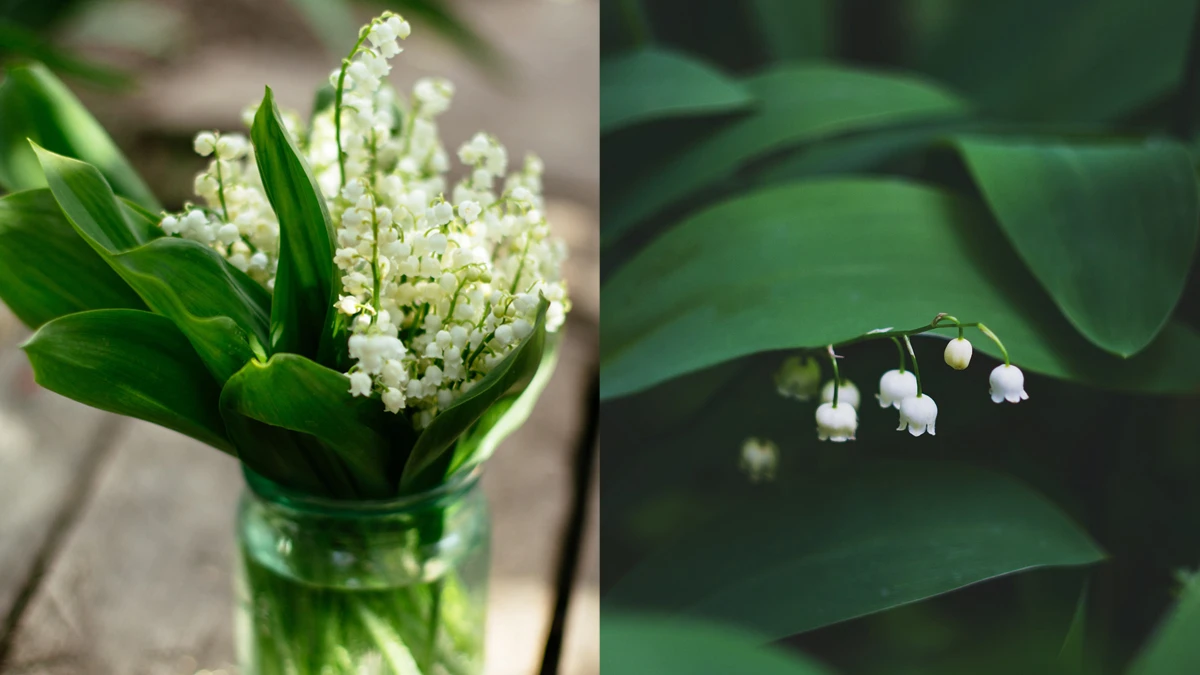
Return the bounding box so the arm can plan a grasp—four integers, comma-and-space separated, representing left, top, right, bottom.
600, 0, 1200, 673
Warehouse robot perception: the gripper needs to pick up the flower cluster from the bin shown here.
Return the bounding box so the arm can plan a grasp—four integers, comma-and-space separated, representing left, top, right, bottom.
773, 315, 1029, 443
156, 13, 570, 428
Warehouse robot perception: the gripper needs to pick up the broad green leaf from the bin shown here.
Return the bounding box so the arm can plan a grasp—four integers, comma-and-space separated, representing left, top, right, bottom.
252, 86, 336, 360
400, 300, 549, 492
955, 137, 1198, 357
34, 146, 270, 382
603, 64, 969, 246
0, 20, 130, 88
220, 353, 413, 499
750, 0, 831, 61
1127, 573, 1200, 675
604, 613, 834, 674
0, 188, 145, 328
606, 463, 1104, 641
601, 48, 754, 133
601, 178, 1200, 399
449, 331, 562, 473
0, 63, 159, 209
22, 309, 231, 453
907, 0, 1197, 123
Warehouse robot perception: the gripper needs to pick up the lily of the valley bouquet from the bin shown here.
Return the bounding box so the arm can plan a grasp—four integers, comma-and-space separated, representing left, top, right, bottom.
0, 13, 567, 674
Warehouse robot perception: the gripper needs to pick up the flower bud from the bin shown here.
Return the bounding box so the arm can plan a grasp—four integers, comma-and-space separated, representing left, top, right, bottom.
774, 356, 821, 401
819, 379, 860, 409
815, 402, 858, 442
897, 394, 938, 437
989, 365, 1029, 404
943, 337, 973, 370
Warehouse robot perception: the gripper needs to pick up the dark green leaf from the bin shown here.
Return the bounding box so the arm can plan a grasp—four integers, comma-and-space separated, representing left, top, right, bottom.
1056, 582, 1089, 675
252, 86, 336, 361
401, 300, 549, 492
603, 64, 969, 246
749, 0, 831, 61
0, 188, 145, 328
0, 20, 131, 88
220, 353, 413, 499
601, 48, 754, 133
22, 309, 231, 452
1127, 573, 1200, 675
606, 463, 1104, 641
34, 145, 270, 382
603, 613, 834, 674
601, 178, 1200, 399
0, 63, 159, 209
954, 137, 1199, 357
450, 330, 562, 474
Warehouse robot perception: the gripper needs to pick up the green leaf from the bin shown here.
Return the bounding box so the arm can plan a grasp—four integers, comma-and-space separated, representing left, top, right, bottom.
1056, 582, 1089, 675
0, 20, 131, 88
603, 64, 969, 246
601, 48, 754, 134
449, 330, 562, 473
606, 463, 1105, 641
34, 145, 270, 382
749, 0, 832, 61
954, 137, 1199, 357
603, 613, 834, 674
906, 0, 1198, 123
220, 353, 413, 499
0, 188, 146, 328
22, 309, 231, 453
0, 63, 159, 209
601, 178, 1200, 399
252, 86, 336, 361
1127, 573, 1200, 675
400, 300, 549, 492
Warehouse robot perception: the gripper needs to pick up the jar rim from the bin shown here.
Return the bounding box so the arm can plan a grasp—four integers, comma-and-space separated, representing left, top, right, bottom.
242, 464, 484, 516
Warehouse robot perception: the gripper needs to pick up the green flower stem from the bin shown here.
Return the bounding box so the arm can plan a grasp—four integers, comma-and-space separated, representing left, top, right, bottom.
891, 336, 906, 374
903, 335, 923, 396
827, 345, 840, 407
335, 26, 373, 189
214, 157, 230, 224
976, 323, 1010, 366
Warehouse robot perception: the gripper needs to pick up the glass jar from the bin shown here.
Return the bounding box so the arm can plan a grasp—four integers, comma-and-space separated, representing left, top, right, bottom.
235, 466, 490, 675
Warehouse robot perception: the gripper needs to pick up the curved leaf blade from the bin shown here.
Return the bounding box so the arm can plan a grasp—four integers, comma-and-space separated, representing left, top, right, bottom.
252, 86, 336, 360
954, 137, 1199, 357
0, 188, 145, 328
1128, 573, 1200, 675
401, 300, 549, 492
606, 463, 1104, 641
0, 63, 159, 209
601, 48, 754, 133
603, 64, 969, 246
601, 178, 1200, 399
22, 309, 231, 452
603, 613, 834, 674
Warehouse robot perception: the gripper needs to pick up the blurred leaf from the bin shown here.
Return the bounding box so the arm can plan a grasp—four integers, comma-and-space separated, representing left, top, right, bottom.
0, 20, 130, 87
450, 330, 562, 473
906, 0, 1198, 123
601, 48, 754, 134
1127, 573, 1200, 675
1056, 583, 1089, 675
252, 87, 336, 361
401, 300, 548, 492
0, 63, 158, 209
606, 462, 1104, 641
604, 64, 969, 247
220, 353, 412, 499
286, 0, 357, 56
604, 613, 834, 674
0, 188, 145, 328
601, 178, 1200, 399
955, 137, 1198, 357
750, 0, 831, 60
22, 309, 231, 452
34, 146, 270, 382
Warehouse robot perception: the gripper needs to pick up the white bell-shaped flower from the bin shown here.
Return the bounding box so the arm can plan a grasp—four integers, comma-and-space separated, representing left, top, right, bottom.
819, 379, 860, 409
989, 365, 1029, 403
943, 337, 973, 370
877, 369, 918, 409
816, 402, 858, 442
897, 394, 938, 436
774, 355, 821, 401
739, 437, 778, 482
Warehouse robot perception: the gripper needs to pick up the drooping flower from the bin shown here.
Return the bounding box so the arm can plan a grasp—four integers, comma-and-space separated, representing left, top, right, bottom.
774, 355, 821, 400
816, 402, 858, 442
943, 337, 973, 370
819, 379, 860, 409
897, 394, 938, 436
739, 437, 778, 482
877, 369, 918, 409
989, 365, 1029, 404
